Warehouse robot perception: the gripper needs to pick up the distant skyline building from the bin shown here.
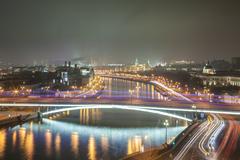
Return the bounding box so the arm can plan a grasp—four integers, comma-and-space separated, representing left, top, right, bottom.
211, 59, 231, 71
232, 57, 240, 71
135, 58, 139, 66
203, 62, 216, 75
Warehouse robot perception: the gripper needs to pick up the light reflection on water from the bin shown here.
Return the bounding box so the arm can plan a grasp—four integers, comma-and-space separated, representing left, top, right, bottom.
88, 136, 96, 160
0, 130, 6, 159
103, 78, 168, 101
71, 132, 79, 158
45, 129, 52, 157
55, 133, 61, 158
127, 136, 143, 155
0, 109, 187, 160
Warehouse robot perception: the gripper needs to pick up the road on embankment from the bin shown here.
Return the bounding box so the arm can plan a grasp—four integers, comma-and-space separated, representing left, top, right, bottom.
128, 114, 240, 160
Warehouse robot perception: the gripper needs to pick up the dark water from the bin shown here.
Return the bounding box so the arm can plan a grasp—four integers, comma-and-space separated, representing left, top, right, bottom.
0, 109, 187, 160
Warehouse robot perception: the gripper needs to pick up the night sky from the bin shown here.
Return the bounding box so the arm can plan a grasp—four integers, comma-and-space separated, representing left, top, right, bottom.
0, 0, 240, 64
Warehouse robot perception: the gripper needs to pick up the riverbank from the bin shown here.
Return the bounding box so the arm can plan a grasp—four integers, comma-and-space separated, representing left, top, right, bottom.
0, 111, 37, 128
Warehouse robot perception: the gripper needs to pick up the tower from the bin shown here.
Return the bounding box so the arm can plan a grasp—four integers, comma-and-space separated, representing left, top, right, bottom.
135, 58, 139, 66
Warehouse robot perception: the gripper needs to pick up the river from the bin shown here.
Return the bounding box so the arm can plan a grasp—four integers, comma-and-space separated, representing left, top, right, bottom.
0, 78, 188, 160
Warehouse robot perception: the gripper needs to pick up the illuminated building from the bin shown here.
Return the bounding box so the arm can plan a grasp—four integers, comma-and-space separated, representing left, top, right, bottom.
202, 62, 216, 75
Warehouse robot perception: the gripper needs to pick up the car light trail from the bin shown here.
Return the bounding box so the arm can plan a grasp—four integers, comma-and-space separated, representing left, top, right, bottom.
174, 121, 210, 160
150, 81, 193, 103
198, 114, 221, 156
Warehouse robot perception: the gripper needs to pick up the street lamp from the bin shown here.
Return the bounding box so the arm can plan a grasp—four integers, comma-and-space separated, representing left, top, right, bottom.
135, 86, 141, 98
163, 119, 169, 143
192, 104, 197, 120
128, 89, 134, 104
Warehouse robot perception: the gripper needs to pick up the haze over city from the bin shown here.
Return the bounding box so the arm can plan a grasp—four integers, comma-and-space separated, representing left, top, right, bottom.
1, 0, 240, 64
0, 1, 240, 160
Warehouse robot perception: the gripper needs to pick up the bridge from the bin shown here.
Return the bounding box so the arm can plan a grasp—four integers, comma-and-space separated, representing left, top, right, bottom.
1, 76, 239, 113
1, 102, 240, 120
1, 76, 240, 123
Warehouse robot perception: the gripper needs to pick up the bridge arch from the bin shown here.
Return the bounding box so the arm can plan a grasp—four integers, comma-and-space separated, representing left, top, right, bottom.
42, 104, 192, 122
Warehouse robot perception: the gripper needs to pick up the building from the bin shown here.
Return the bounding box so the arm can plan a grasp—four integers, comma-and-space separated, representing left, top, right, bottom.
94, 59, 151, 74
232, 57, 240, 71
194, 72, 240, 87
211, 60, 231, 71
80, 67, 94, 85
128, 58, 151, 72
202, 63, 216, 75
54, 61, 88, 87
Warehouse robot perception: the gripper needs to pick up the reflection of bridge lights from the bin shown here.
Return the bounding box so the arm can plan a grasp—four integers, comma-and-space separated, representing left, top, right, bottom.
25, 131, 34, 160
88, 136, 96, 160
45, 130, 52, 156
71, 133, 79, 157
12, 131, 17, 148
72, 131, 78, 135
100, 135, 109, 159
41, 116, 186, 155
19, 127, 27, 151
0, 130, 6, 159
127, 136, 143, 155
55, 134, 61, 156
144, 135, 148, 140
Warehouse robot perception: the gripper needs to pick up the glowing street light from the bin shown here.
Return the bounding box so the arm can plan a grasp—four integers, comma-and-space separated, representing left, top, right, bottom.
163, 119, 169, 143
192, 104, 197, 119
128, 89, 134, 104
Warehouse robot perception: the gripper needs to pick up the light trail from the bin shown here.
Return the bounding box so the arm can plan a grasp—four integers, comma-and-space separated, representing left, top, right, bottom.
150, 81, 193, 103
174, 114, 225, 159
198, 114, 221, 156
207, 115, 225, 152
174, 121, 210, 160
136, 106, 240, 116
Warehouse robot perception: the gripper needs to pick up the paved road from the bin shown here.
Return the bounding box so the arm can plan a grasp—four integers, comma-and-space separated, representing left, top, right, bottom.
172, 114, 223, 160
154, 114, 240, 160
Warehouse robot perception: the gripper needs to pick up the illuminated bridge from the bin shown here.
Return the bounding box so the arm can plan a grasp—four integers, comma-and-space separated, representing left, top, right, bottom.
1, 77, 240, 122
1, 103, 240, 122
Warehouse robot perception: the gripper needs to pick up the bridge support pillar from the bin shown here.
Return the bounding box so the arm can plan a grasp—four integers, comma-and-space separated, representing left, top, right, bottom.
37, 111, 43, 119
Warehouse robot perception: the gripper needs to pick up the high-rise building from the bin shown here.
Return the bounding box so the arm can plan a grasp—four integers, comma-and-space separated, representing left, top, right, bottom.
135, 58, 139, 65
232, 57, 240, 71
211, 60, 231, 71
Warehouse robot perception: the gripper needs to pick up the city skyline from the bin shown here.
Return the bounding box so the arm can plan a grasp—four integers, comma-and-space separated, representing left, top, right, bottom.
0, 0, 240, 64
0, 1, 240, 159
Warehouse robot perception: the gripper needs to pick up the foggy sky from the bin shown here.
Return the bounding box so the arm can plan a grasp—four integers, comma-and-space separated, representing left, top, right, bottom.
0, 0, 240, 64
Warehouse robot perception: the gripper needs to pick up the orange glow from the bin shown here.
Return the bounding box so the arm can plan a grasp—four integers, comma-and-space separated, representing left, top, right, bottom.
45, 130, 52, 157
12, 131, 17, 148
19, 127, 26, 148
101, 136, 109, 159
0, 130, 6, 159
88, 136, 96, 160
55, 134, 61, 157
71, 132, 79, 157
25, 131, 34, 160
127, 136, 142, 155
